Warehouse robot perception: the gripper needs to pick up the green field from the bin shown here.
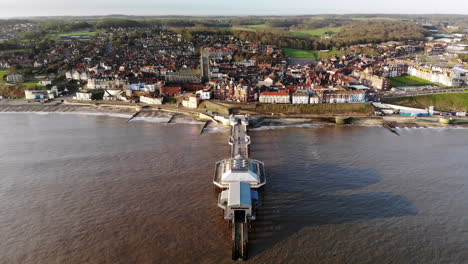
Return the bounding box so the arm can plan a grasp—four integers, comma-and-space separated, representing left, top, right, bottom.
291, 27, 342, 37
0, 70, 9, 82
50, 32, 97, 39
283, 48, 318, 59
389, 76, 435, 87
21, 80, 43, 87
351, 17, 398, 21
246, 24, 268, 29
217, 26, 256, 32
0, 71, 43, 87
382, 93, 468, 112
1, 49, 30, 54
316, 49, 346, 60
217, 24, 269, 32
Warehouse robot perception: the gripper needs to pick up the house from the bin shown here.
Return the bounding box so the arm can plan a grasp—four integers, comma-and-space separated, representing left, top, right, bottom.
6, 74, 24, 83
160, 86, 181, 97
259, 91, 290, 104
38, 79, 52, 86
354, 71, 391, 90
197, 90, 212, 100
257, 77, 274, 87
182, 95, 201, 109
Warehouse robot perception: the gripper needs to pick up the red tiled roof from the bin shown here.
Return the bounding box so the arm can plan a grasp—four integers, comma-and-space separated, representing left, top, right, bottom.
260, 91, 290, 96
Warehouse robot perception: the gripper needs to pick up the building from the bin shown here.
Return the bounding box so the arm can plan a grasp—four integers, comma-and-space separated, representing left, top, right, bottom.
232, 84, 257, 102
66, 71, 88, 81
182, 95, 201, 109
140, 95, 163, 105
382, 63, 407, 78
160, 86, 181, 97
310, 95, 320, 104
197, 90, 212, 100
165, 72, 202, 83
292, 91, 309, 104
200, 51, 210, 83
103, 89, 125, 101
213, 83, 232, 100
38, 79, 52, 86
87, 79, 127, 89
6, 74, 24, 83
408, 66, 466, 87
317, 89, 366, 103
354, 71, 391, 90
74, 92, 92, 101
259, 91, 291, 104
25, 90, 55, 100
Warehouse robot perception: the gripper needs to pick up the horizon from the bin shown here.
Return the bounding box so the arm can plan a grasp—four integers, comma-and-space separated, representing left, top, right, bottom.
0, 0, 467, 18
3, 13, 468, 19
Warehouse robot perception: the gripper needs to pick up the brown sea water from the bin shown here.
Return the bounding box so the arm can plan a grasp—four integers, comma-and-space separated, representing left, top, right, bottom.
0, 113, 466, 263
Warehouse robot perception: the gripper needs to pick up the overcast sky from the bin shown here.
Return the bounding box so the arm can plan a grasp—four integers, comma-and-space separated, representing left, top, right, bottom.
0, 0, 467, 18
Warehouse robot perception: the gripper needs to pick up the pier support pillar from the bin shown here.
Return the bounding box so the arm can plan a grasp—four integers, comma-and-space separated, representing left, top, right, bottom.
335, 117, 349, 125
439, 118, 452, 125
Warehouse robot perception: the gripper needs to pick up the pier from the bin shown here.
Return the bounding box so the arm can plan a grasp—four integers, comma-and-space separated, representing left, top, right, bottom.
213, 115, 266, 260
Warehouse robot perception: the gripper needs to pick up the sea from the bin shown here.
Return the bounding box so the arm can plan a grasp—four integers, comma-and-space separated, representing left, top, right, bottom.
0, 113, 467, 264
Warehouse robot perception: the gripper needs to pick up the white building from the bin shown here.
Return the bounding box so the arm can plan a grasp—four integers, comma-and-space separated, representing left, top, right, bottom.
25, 90, 55, 100
103, 89, 124, 100
197, 90, 212, 100
87, 79, 127, 89
74, 92, 92, 101
408, 66, 466, 87
257, 77, 274, 87
310, 95, 320, 104
38, 79, 52, 86
6, 74, 24, 83
292, 92, 309, 104
140, 95, 163, 105
182, 95, 201, 109
259, 91, 290, 104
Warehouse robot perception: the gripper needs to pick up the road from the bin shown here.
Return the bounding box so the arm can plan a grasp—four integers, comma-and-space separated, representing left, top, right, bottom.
380, 87, 468, 98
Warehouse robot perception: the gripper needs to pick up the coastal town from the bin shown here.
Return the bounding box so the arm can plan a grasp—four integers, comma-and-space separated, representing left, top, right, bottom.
0, 16, 467, 119
2, 6, 468, 264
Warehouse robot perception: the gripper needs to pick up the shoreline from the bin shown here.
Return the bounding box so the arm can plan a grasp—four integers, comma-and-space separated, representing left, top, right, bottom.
1, 100, 467, 129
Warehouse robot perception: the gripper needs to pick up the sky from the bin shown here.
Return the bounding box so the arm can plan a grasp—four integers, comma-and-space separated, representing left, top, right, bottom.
0, 0, 467, 18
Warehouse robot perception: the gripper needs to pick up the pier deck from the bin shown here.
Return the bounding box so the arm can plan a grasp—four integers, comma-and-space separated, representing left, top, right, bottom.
231, 124, 250, 158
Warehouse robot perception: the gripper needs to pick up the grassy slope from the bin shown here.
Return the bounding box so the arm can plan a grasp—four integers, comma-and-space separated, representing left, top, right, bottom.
283, 48, 318, 59
0, 70, 9, 83
382, 93, 468, 112
389, 76, 435, 87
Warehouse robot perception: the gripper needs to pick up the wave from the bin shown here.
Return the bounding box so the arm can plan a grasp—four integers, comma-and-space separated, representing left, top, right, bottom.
130, 116, 170, 123
203, 127, 230, 133
250, 123, 324, 131
0, 111, 133, 119
0, 111, 204, 125
395, 126, 468, 130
